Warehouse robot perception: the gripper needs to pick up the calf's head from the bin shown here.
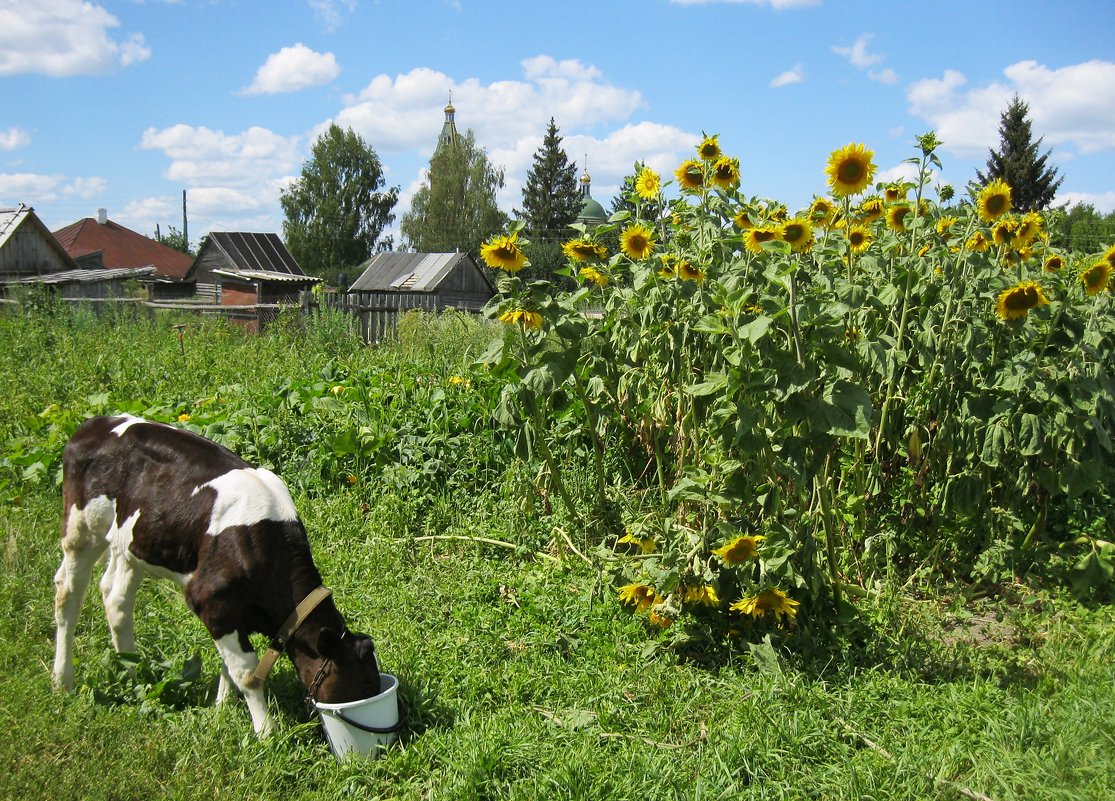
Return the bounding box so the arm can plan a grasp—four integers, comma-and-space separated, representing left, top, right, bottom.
313, 627, 381, 703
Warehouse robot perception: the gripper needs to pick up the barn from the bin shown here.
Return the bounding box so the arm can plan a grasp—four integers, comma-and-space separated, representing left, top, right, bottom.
345, 252, 495, 342
0, 205, 77, 282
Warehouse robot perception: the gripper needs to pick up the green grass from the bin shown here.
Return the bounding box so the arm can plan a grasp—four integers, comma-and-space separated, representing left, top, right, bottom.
1, 304, 1114, 800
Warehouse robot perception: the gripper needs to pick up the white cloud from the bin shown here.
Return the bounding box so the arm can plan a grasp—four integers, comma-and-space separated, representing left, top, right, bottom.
0, 0, 150, 77
770, 65, 805, 88
308, 0, 357, 33
242, 44, 340, 95
670, 0, 821, 9
139, 124, 302, 189
869, 67, 899, 85
1054, 190, 1115, 214
0, 127, 31, 151
832, 33, 883, 69
335, 58, 644, 156
906, 59, 1115, 157
0, 172, 105, 204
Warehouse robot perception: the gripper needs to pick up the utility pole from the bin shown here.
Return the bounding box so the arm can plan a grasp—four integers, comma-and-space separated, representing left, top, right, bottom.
182, 190, 188, 253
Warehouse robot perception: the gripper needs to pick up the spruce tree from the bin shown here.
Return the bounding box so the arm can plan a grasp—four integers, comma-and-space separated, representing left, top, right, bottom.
976, 96, 1062, 212
518, 118, 582, 241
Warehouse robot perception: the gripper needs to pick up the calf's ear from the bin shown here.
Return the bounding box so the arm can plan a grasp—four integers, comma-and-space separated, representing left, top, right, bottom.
316, 628, 345, 661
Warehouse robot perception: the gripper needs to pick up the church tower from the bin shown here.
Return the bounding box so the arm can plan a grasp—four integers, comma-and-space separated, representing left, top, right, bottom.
434, 96, 459, 156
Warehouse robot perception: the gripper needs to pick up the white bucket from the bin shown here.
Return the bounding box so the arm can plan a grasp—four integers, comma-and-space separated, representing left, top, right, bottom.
314, 673, 402, 761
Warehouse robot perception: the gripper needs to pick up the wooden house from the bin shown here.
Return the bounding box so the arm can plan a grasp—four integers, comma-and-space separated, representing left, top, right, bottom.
52, 210, 194, 299
346, 252, 495, 341
185, 232, 320, 332
0, 205, 77, 282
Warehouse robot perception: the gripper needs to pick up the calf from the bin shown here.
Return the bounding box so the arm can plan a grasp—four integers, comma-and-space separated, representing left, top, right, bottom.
52, 414, 380, 736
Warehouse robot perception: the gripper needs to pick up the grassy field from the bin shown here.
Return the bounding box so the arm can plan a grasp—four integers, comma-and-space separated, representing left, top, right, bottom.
2, 303, 1114, 800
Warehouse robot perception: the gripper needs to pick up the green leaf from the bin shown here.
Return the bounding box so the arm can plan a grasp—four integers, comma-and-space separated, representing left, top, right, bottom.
687, 373, 730, 397
738, 315, 772, 344
816, 381, 873, 439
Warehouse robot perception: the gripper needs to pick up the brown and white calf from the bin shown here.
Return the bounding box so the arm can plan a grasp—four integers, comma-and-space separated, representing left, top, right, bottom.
52, 414, 380, 736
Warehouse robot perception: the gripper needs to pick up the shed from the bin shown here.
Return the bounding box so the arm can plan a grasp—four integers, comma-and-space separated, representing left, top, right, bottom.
0, 205, 78, 281
52, 210, 193, 300
0, 265, 155, 300
346, 252, 496, 342
185, 232, 319, 332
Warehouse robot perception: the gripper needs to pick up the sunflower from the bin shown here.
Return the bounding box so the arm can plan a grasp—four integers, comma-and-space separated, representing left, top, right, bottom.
498, 309, 543, 329
683, 585, 721, 608
967, 230, 991, 252
480, 232, 528, 272
634, 167, 661, 201
1015, 211, 1044, 247
710, 156, 741, 190
620, 223, 656, 260
764, 202, 789, 222
992, 218, 1018, 248
677, 260, 705, 282
674, 159, 705, 193
712, 535, 765, 564
657, 253, 678, 279
781, 218, 814, 253
1081, 261, 1112, 295
617, 533, 656, 554
935, 215, 958, 238
847, 224, 873, 254
809, 196, 837, 228
858, 196, 885, 223
733, 209, 754, 229
886, 204, 911, 233
883, 182, 907, 203
579, 266, 610, 287
826, 142, 876, 198
617, 583, 657, 613
1104, 244, 1115, 267
562, 238, 608, 263
976, 179, 1012, 223
744, 225, 782, 254
730, 588, 800, 621
1043, 252, 1065, 273
698, 134, 722, 161
648, 610, 673, 628
995, 281, 1050, 320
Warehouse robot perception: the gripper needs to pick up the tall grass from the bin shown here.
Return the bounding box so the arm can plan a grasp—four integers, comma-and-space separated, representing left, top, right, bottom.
1, 303, 1113, 800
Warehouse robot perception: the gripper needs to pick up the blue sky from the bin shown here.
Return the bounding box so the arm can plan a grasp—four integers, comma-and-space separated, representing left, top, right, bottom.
2, 0, 1113, 245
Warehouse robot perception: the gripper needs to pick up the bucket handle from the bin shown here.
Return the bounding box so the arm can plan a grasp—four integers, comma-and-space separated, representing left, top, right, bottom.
331, 697, 405, 735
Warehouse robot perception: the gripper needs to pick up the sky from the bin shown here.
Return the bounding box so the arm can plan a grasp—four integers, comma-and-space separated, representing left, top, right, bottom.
1, 0, 1113, 247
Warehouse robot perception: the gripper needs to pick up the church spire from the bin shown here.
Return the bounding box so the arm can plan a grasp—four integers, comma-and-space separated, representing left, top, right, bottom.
435, 93, 459, 155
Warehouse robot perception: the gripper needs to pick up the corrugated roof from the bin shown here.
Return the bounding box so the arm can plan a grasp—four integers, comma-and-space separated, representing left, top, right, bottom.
0, 265, 155, 286
207, 232, 305, 276
349, 252, 477, 292
52, 216, 193, 280
212, 269, 320, 284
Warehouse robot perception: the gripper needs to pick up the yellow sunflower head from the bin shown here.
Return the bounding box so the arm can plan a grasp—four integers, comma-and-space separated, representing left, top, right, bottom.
977, 179, 1012, 223
1043, 252, 1065, 273
712, 535, 765, 564
781, 218, 814, 253
886, 204, 911, 233
674, 159, 705, 193
578, 266, 610, 288
847, 224, 873, 255
883, 182, 907, 203
697, 134, 722, 161
730, 588, 800, 621
935, 215, 958, 238
995, 280, 1050, 320
1081, 261, 1112, 295
683, 585, 721, 608
634, 167, 661, 201
826, 142, 876, 198
858, 196, 885, 223
562, 238, 608, 263
1104, 244, 1115, 268
620, 223, 656, 260
498, 308, 543, 330
967, 230, 991, 253
480, 232, 528, 273
678, 260, 704, 282
992, 218, 1018, 248
710, 156, 741, 190
657, 253, 678, 279
617, 583, 657, 613
1015, 211, 1044, 246
744, 224, 783, 254
809, 196, 837, 228
733, 209, 755, 229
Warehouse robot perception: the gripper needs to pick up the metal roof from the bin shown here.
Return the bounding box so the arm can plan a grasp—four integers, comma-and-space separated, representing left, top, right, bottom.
212, 268, 320, 284
205, 232, 305, 276
349, 252, 479, 292
52, 216, 193, 280
0, 265, 155, 286
0, 205, 79, 270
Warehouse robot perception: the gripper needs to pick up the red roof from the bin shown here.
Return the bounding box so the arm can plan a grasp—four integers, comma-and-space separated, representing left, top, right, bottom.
52, 217, 194, 280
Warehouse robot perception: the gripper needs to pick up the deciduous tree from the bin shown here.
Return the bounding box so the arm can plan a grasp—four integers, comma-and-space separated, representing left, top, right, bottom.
281, 124, 398, 278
